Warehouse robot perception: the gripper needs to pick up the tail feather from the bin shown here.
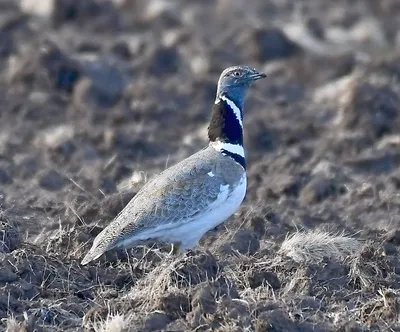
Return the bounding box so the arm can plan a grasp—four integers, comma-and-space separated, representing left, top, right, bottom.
81, 245, 105, 265
81, 227, 114, 265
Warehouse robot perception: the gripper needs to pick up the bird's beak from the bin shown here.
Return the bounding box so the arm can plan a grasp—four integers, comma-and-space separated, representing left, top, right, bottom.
249, 72, 267, 80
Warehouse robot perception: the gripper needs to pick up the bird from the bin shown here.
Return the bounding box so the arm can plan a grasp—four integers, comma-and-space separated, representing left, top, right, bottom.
81, 65, 266, 265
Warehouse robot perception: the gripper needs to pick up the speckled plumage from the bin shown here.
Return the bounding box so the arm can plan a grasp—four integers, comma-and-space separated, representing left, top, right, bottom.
81, 66, 265, 265
82, 147, 244, 264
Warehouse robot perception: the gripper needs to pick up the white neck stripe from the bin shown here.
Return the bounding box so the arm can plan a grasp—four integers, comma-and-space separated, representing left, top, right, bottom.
217, 96, 243, 128
210, 141, 245, 158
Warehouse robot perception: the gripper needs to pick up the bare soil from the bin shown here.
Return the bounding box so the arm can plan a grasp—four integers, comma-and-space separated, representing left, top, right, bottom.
1, 0, 400, 331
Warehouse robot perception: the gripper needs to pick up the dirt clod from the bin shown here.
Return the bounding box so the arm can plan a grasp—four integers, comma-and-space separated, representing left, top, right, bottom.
241, 27, 300, 62
144, 312, 170, 331
228, 229, 260, 255
0, 211, 20, 253
38, 170, 68, 191
249, 270, 280, 290
338, 80, 400, 138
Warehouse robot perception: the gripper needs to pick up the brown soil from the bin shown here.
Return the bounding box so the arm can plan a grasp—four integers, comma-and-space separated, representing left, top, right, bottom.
1, 0, 400, 331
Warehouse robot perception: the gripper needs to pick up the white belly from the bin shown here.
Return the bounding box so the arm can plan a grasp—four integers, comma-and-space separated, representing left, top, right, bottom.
126, 174, 247, 250
158, 174, 247, 249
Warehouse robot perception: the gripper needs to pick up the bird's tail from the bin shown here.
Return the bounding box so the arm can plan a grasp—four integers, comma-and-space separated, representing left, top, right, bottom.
81, 246, 104, 265
81, 227, 115, 265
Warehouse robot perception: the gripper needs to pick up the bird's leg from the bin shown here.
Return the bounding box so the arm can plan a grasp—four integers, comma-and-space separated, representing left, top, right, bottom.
168, 242, 182, 256
168, 243, 174, 256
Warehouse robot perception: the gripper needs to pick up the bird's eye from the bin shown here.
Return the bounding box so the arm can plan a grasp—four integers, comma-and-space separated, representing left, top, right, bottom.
231, 71, 241, 77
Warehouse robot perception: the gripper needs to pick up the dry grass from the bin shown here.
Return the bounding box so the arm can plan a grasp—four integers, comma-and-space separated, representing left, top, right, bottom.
278, 230, 361, 263
126, 250, 220, 321
348, 244, 390, 290
127, 256, 178, 310
5, 316, 20, 332
4, 312, 35, 332
351, 288, 400, 326
282, 267, 311, 295
86, 313, 132, 332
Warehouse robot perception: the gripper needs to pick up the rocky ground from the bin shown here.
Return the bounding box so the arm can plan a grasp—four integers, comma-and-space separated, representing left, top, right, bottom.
1, 0, 400, 331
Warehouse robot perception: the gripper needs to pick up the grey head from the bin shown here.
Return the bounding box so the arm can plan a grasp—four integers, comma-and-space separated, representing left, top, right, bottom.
216, 66, 266, 107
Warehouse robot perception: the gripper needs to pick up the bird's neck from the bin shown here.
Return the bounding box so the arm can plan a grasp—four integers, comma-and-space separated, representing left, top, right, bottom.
208, 94, 246, 169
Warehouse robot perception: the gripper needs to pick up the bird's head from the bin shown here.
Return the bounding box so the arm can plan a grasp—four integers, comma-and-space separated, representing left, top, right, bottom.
216, 66, 266, 106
